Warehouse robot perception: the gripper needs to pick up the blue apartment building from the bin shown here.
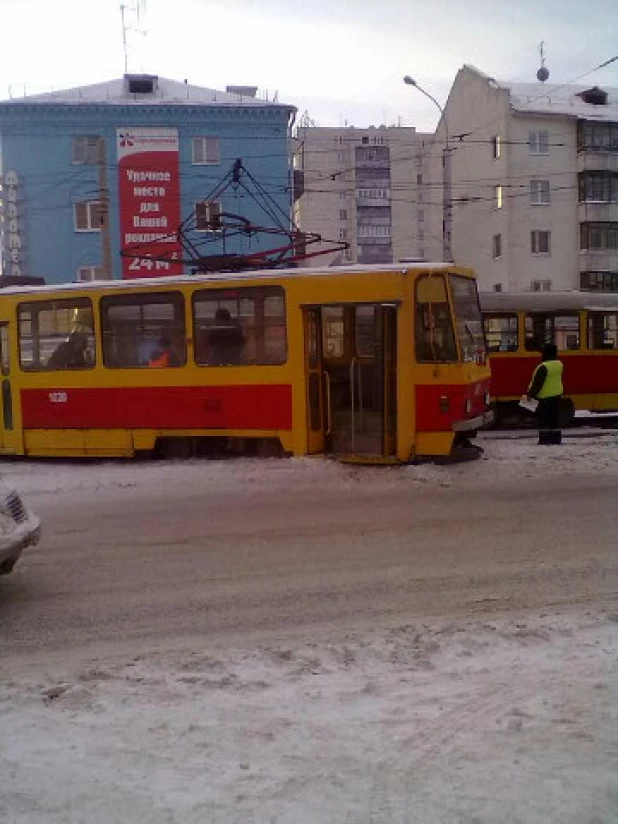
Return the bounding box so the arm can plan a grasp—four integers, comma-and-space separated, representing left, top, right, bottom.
0, 74, 296, 284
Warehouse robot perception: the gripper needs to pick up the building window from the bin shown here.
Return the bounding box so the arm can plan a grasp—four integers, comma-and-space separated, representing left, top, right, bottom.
531, 230, 551, 255
494, 185, 503, 209
415, 275, 458, 363
580, 271, 618, 291
18, 298, 95, 371
529, 130, 549, 155
578, 173, 618, 203
492, 234, 502, 259
192, 137, 220, 165
418, 247, 425, 258
74, 201, 103, 232
577, 121, 618, 153
361, 136, 369, 145
339, 209, 347, 220
493, 283, 503, 292
339, 229, 348, 240
417, 174, 423, 184
418, 210, 425, 222
418, 230, 425, 241
530, 180, 550, 205
491, 135, 501, 159
101, 292, 186, 368
195, 200, 222, 231
340, 192, 347, 200
531, 279, 552, 292
580, 223, 618, 251
72, 136, 100, 165
77, 266, 105, 282
193, 287, 286, 366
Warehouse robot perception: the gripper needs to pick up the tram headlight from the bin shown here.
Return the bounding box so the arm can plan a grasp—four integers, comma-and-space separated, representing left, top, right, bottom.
465, 398, 472, 414
484, 391, 491, 407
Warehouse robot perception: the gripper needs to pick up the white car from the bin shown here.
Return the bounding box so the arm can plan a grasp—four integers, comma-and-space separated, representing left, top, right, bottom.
0, 484, 41, 576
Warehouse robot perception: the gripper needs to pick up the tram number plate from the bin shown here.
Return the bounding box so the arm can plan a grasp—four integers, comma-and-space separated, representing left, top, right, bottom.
49, 391, 68, 404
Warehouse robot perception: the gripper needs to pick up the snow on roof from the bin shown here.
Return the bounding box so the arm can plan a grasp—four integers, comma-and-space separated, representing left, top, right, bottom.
0, 75, 295, 112
463, 64, 618, 121
0, 263, 461, 297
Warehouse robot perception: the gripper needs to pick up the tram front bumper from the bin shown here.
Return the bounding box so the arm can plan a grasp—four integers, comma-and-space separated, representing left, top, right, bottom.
452, 410, 495, 433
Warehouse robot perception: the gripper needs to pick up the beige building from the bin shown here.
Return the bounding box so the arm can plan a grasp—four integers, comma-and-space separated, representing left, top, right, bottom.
424, 65, 618, 292
294, 125, 431, 266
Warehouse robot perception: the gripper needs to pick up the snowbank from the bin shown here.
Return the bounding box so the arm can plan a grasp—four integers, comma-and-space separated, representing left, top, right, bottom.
1, 611, 616, 823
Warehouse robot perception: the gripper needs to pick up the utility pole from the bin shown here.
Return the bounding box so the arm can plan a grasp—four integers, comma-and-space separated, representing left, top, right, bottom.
403, 76, 453, 263
98, 137, 113, 279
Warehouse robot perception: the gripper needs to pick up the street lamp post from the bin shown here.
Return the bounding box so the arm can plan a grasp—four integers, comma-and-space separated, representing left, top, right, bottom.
403, 76, 453, 263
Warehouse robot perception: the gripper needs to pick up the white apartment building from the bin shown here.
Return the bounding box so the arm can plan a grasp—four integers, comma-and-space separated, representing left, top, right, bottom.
294, 125, 431, 266
424, 65, 618, 292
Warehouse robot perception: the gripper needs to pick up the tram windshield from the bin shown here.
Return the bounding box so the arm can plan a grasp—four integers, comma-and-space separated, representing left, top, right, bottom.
449, 275, 486, 363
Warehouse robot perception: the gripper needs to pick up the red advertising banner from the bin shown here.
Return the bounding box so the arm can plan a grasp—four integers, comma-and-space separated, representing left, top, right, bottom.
117, 127, 183, 278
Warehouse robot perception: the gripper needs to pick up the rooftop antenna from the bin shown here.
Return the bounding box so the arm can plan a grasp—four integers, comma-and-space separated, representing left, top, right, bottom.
120, 1, 147, 74
537, 41, 550, 83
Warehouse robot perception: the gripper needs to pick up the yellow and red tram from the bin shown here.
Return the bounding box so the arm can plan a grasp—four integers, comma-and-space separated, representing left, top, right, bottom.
0, 264, 492, 462
481, 290, 618, 422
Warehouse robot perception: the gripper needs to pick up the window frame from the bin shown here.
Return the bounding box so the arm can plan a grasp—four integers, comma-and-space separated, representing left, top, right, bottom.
531, 230, 551, 255
529, 129, 549, 155
18, 298, 96, 372
100, 291, 187, 369
483, 312, 518, 353
492, 233, 502, 259
192, 285, 287, 367
72, 135, 100, 165
191, 136, 221, 166
530, 179, 550, 205
587, 311, 618, 350
195, 200, 222, 232
74, 201, 103, 232
524, 312, 580, 352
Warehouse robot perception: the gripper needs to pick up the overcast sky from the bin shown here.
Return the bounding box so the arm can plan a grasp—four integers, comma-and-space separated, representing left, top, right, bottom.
1, 0, 617, 131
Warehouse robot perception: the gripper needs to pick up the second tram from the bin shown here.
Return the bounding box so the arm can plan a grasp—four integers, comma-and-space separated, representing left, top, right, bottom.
481, 290, 618, 423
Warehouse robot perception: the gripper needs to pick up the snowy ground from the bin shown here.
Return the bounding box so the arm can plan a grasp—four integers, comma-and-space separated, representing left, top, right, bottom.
2, 428, 618, 502
1, 433, 617, 823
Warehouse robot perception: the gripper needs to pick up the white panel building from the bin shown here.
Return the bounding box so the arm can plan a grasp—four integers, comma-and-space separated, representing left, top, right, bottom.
424, 65, 618, 292
294, 125, 431, 267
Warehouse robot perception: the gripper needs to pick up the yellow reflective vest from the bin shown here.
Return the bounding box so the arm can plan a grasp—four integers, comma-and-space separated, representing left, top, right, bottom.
529, 359, 563, 399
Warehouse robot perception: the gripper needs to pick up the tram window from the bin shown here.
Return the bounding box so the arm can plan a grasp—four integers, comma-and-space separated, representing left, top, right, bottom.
322, 307, 345, 359
524, 314, 579, 351
588, 312, 618, 349
415, 275, 457, 362
101, 292, 186, 368
18, 299, 95, 371
355, 306, 375, 358
193, 287, 286, 366
483, 314, 518, 352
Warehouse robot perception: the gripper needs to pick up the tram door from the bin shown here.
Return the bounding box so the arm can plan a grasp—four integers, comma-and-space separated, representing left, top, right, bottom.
0, 323, 16, 454
304, 303, 397, 460
303, 308, 326, 454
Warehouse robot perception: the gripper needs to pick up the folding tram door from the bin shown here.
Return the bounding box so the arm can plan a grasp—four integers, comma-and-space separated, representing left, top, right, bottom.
303, 303, 397, 462
0, 322, 17, 455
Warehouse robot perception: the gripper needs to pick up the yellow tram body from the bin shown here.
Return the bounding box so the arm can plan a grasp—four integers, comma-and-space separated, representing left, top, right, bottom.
0, 264, 492, 462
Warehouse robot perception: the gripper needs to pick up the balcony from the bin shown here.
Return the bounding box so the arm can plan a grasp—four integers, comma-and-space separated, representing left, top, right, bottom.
579, 249, 618, 272
577, 152, 618, 173
578, 201, 618, 222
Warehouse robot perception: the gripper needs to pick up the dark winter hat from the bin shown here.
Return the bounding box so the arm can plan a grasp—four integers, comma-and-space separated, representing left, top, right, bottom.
542, 343, 558, 360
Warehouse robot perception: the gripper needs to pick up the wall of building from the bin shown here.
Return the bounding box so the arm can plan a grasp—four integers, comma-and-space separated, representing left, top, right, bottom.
0, 98, 292, 284
296, 125, 430, 267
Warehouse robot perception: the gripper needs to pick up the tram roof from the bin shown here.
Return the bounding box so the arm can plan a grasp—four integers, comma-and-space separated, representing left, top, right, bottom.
0, 263, 470, 297
479, 290, 618, 313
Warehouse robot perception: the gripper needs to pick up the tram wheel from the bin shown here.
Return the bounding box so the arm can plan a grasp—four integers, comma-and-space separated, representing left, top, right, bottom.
157, 437, 195, 460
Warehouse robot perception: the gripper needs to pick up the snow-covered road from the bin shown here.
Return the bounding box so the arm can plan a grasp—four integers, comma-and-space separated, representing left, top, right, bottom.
1, 434, 617, 822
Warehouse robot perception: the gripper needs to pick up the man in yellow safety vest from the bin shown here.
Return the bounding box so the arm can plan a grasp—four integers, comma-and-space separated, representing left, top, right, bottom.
527, 343, 564, 445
